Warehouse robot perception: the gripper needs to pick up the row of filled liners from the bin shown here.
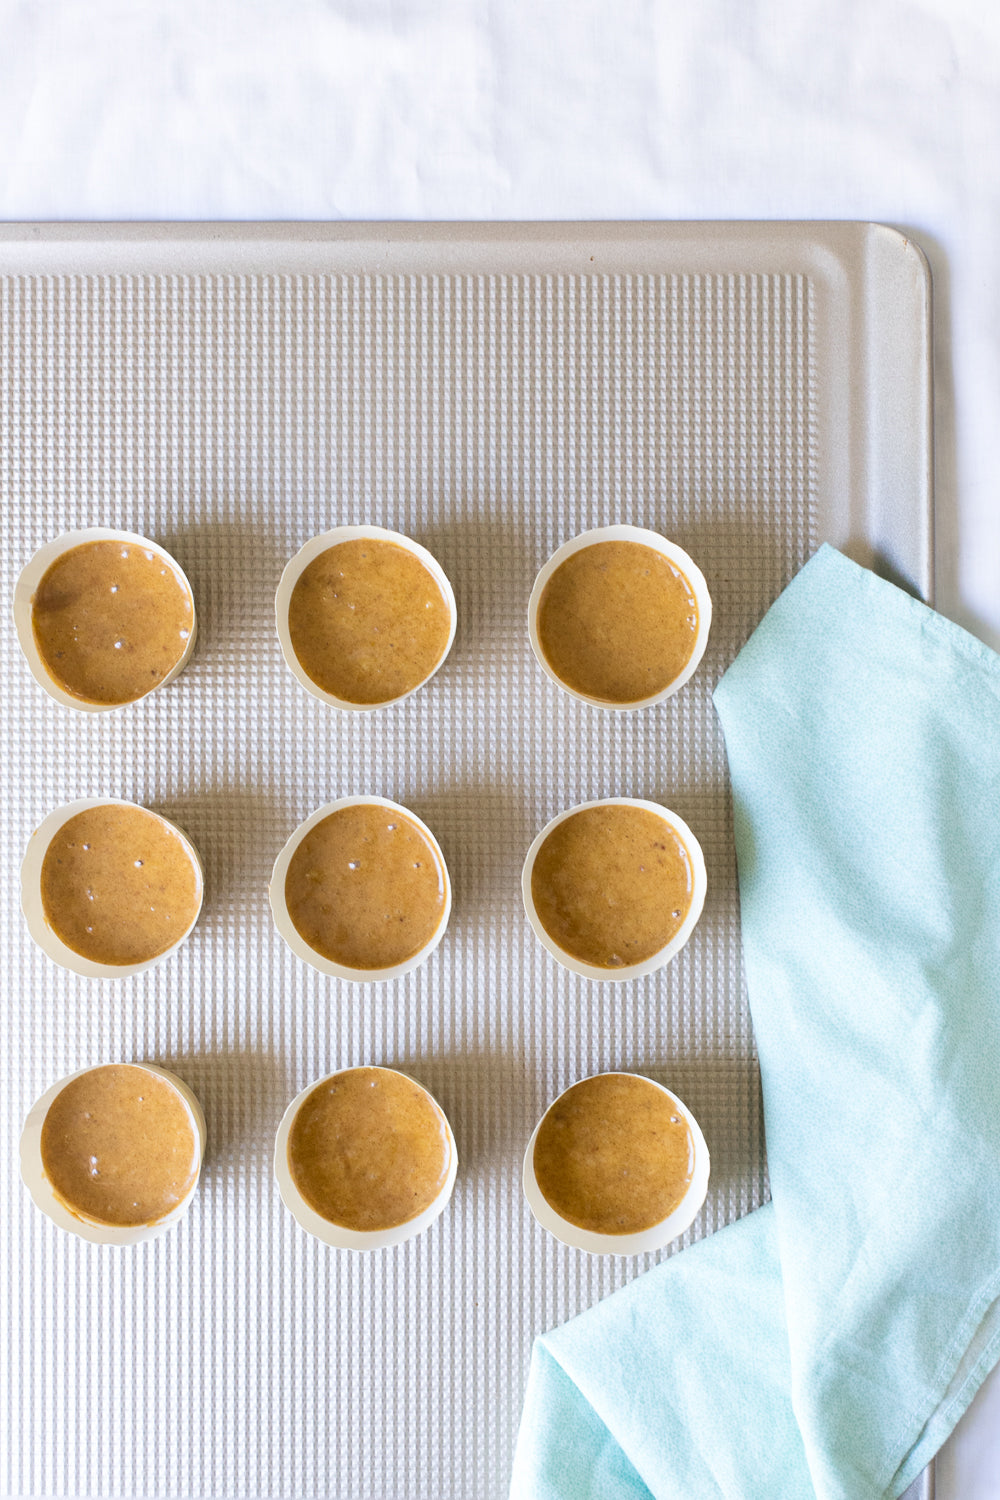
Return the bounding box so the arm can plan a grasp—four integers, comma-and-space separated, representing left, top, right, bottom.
14, 523, 712, 713
21, 1061, 709, 1256
21, 795, 707, 983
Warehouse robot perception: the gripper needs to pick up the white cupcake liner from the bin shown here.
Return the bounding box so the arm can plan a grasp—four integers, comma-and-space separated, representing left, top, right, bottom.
275, 526, 457, 710
13, 528, 197, 712
19, 1062, 206, 1245
20, 797, 205, 979
527, 524, 711, 709
521, 797, 707, 982
522, 1072, 710, 1255
273, 1065, 458, 1249
269, 795, 451, 982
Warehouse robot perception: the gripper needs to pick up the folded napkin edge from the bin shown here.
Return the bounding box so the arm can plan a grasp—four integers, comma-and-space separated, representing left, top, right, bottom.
886, 1269, 1000, 1496
714, 545, 1000, 709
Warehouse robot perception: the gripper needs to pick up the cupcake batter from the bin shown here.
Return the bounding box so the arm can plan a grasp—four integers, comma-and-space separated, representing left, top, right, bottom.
40, 1064, 199, 1228
288, 1066, 451, 1231
284, 803, 446, 971
287, 537, 451, 704
40, 804, 201, 966
31, 539, 193, 705
533, 1073, 693, 1235
530, 803, 693, 968
537, 539, 699, 703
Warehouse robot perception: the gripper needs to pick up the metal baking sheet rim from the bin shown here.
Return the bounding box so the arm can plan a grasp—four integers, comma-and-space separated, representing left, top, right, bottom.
0, 220, 935, 1500
0, 218, 933, 598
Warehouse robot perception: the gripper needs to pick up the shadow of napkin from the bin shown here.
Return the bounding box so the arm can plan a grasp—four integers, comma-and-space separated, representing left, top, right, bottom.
510, 545, 1000, 1500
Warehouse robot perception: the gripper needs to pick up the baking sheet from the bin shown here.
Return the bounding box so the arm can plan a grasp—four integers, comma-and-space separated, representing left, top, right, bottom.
0, 222, 932, 1500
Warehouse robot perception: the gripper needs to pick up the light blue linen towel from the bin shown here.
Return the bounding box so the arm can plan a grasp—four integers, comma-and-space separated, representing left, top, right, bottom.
510, 545, 1000, 1500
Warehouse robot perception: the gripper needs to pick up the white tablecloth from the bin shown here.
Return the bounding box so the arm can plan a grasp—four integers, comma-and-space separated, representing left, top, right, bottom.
1, 3, 998, 1495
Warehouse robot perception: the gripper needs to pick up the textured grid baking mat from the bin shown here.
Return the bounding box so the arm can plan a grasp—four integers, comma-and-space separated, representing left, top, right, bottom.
0, 224, 930, 1500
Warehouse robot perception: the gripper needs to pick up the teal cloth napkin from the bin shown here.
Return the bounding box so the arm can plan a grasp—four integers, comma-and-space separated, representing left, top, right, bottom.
510, 544, 1000, 1500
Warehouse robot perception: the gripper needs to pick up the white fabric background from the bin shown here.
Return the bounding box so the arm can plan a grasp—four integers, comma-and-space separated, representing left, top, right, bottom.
0, 2, 998, 1495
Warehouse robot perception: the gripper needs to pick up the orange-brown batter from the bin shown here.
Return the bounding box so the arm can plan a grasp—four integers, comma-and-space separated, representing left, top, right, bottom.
40, 1064, 199, 1228
32, 540, 193, 705
287, 1066, 451, 1231
537, 539, 699, 703
287, 538, 451, 704
284, 803, 446, 971
40, 804, 201, 966
530, 804, 693, 968
533, 1073, 693, 1235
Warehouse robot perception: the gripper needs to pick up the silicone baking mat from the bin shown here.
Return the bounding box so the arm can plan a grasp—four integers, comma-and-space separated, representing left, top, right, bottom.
0, 223, 931, 1499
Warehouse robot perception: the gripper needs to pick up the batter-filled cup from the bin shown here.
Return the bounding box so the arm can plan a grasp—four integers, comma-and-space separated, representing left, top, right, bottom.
274, 1065, 458, 1249
522, 798, 707, 981
522, 1072, 710, 1255
20, 798, 204, 979
19, 1062, 206, 1245
275, 526, 457, 710
13, 529, 197, 712
528, 525, 711, 709
269, 796, 451, 981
